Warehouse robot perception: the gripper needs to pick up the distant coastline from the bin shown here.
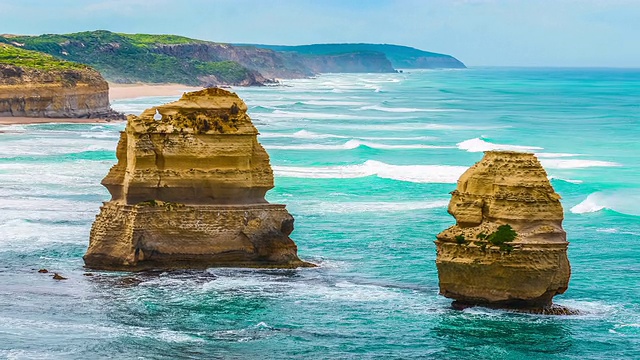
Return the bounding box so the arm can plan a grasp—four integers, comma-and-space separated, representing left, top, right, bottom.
0, 31, 466, 88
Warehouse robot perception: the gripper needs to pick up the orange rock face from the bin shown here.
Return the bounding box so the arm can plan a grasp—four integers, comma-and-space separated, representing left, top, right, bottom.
84, 88, 311, 270
435, 151, 571, 310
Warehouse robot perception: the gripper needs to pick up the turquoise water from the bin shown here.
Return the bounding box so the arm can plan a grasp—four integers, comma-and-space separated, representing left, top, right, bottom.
1, 68, 639, 359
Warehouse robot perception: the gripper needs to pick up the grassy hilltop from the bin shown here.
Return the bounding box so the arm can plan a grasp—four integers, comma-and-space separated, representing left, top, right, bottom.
0, 31, 258, 85
1, 30, 466, 86
0, 43, 89, 71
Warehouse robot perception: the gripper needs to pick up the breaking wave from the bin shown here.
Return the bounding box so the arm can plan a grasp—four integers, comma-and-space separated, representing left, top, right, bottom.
570, 190, 640, 216
357, 105, 462, 113
292, 200, 449, 214
259, 130, 435, 141
457, 137, 543, 152
540, 159, 621, 169
548, 176, 584, 184
264, 140, 452, 151
273, 160, 467, 183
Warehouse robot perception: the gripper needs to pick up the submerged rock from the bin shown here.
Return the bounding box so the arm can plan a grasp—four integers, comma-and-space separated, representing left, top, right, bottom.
52, 273, 67, 280
84, 88, 312, 271
435, 151, 571, 312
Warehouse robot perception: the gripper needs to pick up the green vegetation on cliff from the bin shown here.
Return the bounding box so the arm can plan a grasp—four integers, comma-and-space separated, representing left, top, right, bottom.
0, 31, 258, 85
0, 30, 466, 86
120, 33, 205, 47
0, 43, 88, 71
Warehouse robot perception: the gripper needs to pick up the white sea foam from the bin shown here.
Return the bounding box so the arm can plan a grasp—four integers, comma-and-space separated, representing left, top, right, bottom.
302, 100, 368, 106
535, 152, 581, 158
596, 228, 640, 236
358, 105, 462, 113
554, 299, 618, 318
259, 130, 436, 141
273, 160, 467, 183
79, 132, 120, 139
457, 137, 543, 152
261, 109, 396, 120
540, 159, 621, 169
324, 123, 504, 131
292, 200, 449, 214
264, 140, 452, 151
457, 138, 620, 169
259, 130, 349, 139
548, 176, 584, 184
570, 190, 640, 216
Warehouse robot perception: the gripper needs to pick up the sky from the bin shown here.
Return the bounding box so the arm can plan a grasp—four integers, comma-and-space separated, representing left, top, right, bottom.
0, 0, 639, 67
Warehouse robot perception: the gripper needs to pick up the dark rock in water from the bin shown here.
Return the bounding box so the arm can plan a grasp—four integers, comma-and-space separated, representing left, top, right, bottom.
83, 272, 94, 276
451, 301, 579, 315
119, 277, 143, 287
516, 304, 580, 316
52, 273, 67, 280
37, 269, 48, 273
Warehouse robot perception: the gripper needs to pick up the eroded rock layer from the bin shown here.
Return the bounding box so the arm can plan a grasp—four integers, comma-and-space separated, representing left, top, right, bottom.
435, 151, 571, 310
0, 63, 118, 118
85, 88, 310, 270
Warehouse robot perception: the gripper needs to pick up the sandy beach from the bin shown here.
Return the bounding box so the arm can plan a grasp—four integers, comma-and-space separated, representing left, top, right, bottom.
109, 83, 202, 100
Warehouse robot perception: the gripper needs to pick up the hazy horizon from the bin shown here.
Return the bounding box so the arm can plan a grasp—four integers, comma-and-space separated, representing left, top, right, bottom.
1, 0, 639, 68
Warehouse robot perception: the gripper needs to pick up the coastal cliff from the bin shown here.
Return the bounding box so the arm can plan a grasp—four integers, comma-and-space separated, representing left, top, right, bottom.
1, 31, 464, 87
0, 43, 119, 118
252, 43, 466, 69
84, 88, 311, 270
435, 151, 571, 313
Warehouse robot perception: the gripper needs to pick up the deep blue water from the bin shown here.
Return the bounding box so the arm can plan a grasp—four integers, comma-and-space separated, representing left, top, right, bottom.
0, 68, 638, 359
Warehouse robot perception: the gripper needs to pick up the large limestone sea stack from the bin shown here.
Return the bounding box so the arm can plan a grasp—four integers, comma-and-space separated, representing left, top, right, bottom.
84, 88, 310, 270
435, 151, 571, 313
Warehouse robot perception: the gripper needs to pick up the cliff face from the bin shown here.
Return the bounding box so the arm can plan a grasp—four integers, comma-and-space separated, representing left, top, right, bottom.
298, 52, 394, 73
251, 43, 467, 69
0, 44, 117, 118
152, 43, 313, 79
2, 32, 400, 86
389, 55, 465, 69
152, 43, 394, 78
435, 151, 570, 311
84, 88, 311, 270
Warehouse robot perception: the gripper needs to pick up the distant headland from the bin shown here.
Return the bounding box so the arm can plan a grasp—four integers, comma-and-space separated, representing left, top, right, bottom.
0, 30, 466, 87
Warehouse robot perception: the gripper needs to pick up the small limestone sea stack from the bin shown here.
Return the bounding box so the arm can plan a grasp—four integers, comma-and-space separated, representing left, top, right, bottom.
435, 151, 571, 313
84, 88, 312, 270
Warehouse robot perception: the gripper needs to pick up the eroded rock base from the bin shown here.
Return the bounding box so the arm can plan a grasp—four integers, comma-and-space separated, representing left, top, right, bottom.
436, 241, 570, 308
451, 301, 580, 315
85, 202, 312, 271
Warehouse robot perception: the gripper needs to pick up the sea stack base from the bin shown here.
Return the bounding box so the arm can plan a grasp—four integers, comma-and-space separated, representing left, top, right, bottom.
85, 202, 311, 271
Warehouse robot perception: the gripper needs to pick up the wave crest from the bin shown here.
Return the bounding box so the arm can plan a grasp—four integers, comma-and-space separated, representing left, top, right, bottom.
457, 137, 542, 152
264, 140, 452, 151
273, 160, 467, 183
570, 190, 640, 216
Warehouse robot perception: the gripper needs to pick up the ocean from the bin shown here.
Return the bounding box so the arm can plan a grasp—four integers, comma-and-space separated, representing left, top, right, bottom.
0, 68, 638, 359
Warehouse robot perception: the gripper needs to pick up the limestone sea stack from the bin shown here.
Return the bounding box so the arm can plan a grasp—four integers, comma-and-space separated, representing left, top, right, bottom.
435, 151, 571, 313
84, 88, 311, 270
0, 43, 121, 119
